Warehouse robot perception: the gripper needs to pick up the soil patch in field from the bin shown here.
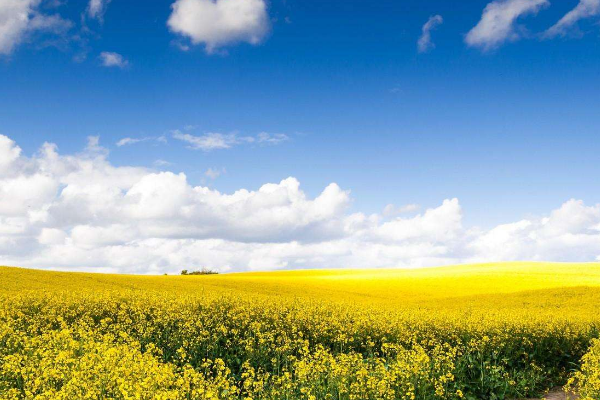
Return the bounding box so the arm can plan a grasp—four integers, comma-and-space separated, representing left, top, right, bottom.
522, 389, 579, 400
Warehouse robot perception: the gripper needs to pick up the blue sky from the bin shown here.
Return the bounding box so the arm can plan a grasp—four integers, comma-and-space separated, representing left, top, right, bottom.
0, 0, 600, 273
2, 0, 600, 224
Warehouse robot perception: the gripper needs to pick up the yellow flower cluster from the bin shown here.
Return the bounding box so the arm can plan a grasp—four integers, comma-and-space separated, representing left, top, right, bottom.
1, 262, 600, 399
0, 326, 237, 400
567, 339, 600, 400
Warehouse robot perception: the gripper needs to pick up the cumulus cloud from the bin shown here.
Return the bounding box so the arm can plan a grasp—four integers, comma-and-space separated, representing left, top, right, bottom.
1, 134, 600, 274
167, 0, 270, 53
468, 200, 600, 262
99, 51, 128, 68
418, 15, 443, 53
382, 203, 420, 218
373, 199, 462, 243
545, 0, 600, 37
0, 135, 21, 173
0, 0, 71, 55
466, 0, 549, 51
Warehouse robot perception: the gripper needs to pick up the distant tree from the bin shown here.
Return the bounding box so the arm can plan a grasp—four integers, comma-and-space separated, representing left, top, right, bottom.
180, 268, 218, 276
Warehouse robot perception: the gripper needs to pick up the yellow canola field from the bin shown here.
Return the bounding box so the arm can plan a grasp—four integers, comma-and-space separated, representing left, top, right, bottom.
1, 262, 600, 400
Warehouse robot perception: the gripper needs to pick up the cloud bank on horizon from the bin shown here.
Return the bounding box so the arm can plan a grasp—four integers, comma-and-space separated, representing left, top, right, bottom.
1, 134, 599, 274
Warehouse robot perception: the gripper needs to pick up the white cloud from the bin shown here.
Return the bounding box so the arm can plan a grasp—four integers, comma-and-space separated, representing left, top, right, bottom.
1, 134, 600, 274
418, 15, 443, 53
87, 0, 111, 21
99, 51, 128, 68
84, 135, 108, 156
0, 173, 57, 215
116, 136, 165, 147
467, 199, 600, 262
373, 199, 462, 243
38, 228, 66, 245
117, 137, 143, 147
0, 0, 39, 55
172, 130, 287, 151
153, 159, 172, 167
0, 135, 21, 174
167, 0, 270, 53
257, 132, 289, 145
466, 0, 549, 50
383, 203, 420, 217
205, 167, 225, 179
172, 131, 242, 150
0, 0, 71, 55
28, 12, 71, 34
545, 0, 600, 37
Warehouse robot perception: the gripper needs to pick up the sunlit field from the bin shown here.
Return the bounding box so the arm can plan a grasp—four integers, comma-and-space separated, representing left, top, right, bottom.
2, 262, 600, 399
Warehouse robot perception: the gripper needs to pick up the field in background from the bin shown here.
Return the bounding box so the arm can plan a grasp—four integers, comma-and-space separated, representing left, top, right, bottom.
1, 262, 600, 399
